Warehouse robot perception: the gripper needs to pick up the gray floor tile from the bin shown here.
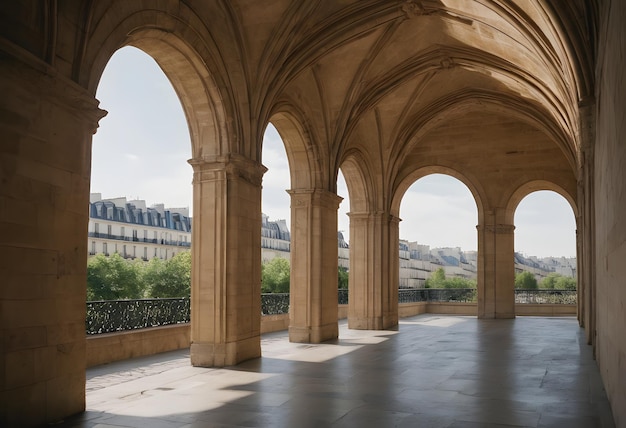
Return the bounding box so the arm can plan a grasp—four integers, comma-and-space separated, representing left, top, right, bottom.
58, 315, 615, 428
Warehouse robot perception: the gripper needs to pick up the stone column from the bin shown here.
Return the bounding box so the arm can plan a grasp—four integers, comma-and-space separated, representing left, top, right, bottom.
477, 213, 515, 319
189, 155, 266, 366
0, 55, 105, 425
348, 212, 400, 330
288, 189, 342, 343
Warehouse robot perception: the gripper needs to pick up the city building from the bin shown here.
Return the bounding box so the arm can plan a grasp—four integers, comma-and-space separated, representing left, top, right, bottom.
2, 2, 625, 426
514, 253, 577, 281
88, 193, 191, 261
260, 213, 290, 262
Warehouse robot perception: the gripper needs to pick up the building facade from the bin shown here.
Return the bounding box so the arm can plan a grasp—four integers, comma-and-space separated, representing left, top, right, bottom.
88, 194, 191, 261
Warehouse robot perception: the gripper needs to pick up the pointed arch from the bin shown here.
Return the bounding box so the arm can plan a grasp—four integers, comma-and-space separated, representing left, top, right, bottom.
390, 90, 578, 177
268, 106, 326, 191
339, 149, 375, 214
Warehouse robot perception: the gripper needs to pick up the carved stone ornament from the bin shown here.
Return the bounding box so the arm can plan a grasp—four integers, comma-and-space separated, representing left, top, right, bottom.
401, 0, 424, 18
401, 0, 436, 19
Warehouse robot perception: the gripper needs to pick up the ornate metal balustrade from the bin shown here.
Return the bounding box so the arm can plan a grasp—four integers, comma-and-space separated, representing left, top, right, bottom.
261, 293, 290, 315
87, 288, 576, 334
426, 288, 478, 302
514, 289, 577, 304
338, 288, 349, 304
398, 289, 428, 303
398, 288, 478, 303
86, 298, 190, 335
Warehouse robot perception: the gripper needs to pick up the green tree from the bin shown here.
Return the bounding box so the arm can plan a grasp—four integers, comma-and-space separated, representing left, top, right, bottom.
554, 275, 577, 290
425, 268, 476, 289
87, 253, 145, 300
144, 251, 191, 298
261, 257, 290, 293
540, 272, 559, 289
539, 272, 576, 290
338, 267, 349, 289
515, 271, 538, 289
425, 268, 446, 288
445, 277, 477, 289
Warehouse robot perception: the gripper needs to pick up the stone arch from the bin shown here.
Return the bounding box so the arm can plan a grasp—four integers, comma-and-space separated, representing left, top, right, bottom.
505, 180, 578, 226
505, 180, 580, 320
393, 90, 578, 175
83, 10, 235, 159
391, 165, 484, 225
268, 109, 319, 191
339, 149, 375, 214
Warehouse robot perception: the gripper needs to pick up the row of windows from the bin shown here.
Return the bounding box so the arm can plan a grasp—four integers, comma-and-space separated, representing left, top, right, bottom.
261, 238, 290, 251
90, 241, 177, 260
93, 223, 188, 243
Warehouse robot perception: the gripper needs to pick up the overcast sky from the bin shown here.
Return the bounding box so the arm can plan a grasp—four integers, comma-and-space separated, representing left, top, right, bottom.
92, 46, 576, 258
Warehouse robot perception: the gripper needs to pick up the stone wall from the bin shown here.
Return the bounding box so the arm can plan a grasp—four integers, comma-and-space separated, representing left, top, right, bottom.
0, 52, 104, 426
594, 1, 626, 425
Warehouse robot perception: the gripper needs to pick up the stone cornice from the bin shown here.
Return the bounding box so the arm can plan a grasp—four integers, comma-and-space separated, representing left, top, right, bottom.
348, 211, 401, 224
477, 224, 516, 234
0, 36, 106, 133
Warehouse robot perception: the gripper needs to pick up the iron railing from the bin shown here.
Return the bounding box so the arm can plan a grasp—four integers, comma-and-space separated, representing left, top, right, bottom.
86, 298, 190, 335
261, 293, 290, 315
515, 289, 577, 304
87, 288, 576, 334
399, 288, 478, 303
398, 289, 428, 303
338, 288, 349, 304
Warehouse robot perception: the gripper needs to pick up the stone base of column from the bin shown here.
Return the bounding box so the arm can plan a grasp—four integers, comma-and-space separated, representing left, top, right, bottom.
190, 336, 261, 367
348, 315, 398, 330
289, 322, 338, 343
477, 311, 515, 319
495, 311, 516, 319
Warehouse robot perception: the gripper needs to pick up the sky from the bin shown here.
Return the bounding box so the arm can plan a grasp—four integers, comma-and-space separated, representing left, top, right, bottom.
92, 46, 577, 258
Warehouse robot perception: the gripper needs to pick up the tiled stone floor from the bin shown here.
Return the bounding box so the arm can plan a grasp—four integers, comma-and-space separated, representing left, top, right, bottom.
59, 315, 615, 427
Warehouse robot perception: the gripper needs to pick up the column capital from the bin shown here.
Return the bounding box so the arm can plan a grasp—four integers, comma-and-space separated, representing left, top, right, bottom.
189, 154, 267, 185
287, 188, 343, 209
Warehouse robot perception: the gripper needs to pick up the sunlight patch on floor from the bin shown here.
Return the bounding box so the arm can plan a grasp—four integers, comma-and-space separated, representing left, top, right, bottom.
400, 315, 470, 328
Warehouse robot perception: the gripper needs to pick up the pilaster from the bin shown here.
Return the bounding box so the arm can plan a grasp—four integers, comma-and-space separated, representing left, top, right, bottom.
347, 212, 400, 330
287, 189, 342, 343
578, 99, 596, 345
477, 214, 515, 319
188, 155, 266, 366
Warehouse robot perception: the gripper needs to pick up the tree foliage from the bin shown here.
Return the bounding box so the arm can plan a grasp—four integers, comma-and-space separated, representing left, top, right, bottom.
261, 257, 290, 293
540, 272, 576, 290
425, 267, 476, 289
87, 251, 192, 300
515, 271, 538, 289
87, 253, 144, 300
143, 251, 191, 298
338, 267, 349, 289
